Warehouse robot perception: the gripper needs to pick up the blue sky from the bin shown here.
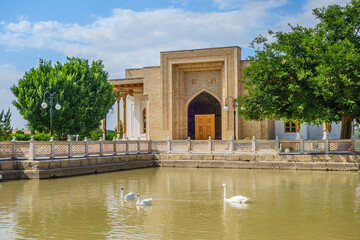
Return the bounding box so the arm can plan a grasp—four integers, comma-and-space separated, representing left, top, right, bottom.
0, 0, 349, 130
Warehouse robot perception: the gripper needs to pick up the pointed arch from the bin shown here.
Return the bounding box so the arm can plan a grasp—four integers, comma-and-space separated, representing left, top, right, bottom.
186, 89, 222, 109
187, 91, 222, 140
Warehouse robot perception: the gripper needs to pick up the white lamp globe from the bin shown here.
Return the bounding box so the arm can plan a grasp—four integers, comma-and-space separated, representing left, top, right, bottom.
223, 105, 229, 111
55, 103, 61, 110
41, 102, 48, 109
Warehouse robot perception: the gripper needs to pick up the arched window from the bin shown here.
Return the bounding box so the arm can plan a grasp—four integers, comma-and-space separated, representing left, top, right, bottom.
142, 108, 146, 134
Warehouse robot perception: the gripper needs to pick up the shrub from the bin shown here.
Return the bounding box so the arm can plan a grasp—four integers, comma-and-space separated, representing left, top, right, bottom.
86, 128, 118, 141
33, 133, 52, 141
11, 132, 53, 141
11, 133, 31, 141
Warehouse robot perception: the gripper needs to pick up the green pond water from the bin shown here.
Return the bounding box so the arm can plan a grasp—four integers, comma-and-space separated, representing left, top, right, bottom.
0, 168, 359, 239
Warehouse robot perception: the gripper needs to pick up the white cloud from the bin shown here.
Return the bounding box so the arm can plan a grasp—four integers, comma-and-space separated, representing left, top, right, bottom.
212, 0, 288, 10
251, 0, 349, 47
0, 64, 22, 85
0, 0, 350, 76
171, 0, 190, 7
0, 64, 26, 129
16, 15, 28, 21
280, 0, 349, 29
0, 8, 273, 77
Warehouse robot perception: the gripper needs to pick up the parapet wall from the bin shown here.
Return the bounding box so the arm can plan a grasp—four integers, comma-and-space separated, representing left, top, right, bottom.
0, 154, 157, 181
0, 153, 359, 181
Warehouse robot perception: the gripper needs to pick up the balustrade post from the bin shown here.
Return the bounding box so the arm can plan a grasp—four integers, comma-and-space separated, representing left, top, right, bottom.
99, 137, 104, 156
229, 136, 234, 153
325, 138, 329, 154
300, 138, 304, 154
137, 137, 141, 154
148, 138, 152, 154
76, 135, 79, 141
275, 136, 279, 153
126, 137, 129, 155
252, 136, 256, 153
68, 135, 73, 158
113, 137, 117, 155
11, 136, 16, 160
187, 137, 191, 153
50, 137, 55, 159
29, 136, 35, 160
208, 136, 212, 153
351, 134, 356, 153
167, 136, 171, 153
84, 137, 89, 157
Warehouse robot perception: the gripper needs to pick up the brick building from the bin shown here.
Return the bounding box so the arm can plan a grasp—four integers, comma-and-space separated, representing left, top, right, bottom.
109, 46, 341, 140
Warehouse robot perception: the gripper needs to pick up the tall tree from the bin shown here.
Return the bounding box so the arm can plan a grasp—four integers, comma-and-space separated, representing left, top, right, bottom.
0, 108, 12, 141
311, 0, 360, 138
240, 0, 360, 138
11, 57, 116, 139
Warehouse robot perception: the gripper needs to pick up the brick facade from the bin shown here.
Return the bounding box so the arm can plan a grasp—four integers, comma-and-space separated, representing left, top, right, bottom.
111, 46, 275, 140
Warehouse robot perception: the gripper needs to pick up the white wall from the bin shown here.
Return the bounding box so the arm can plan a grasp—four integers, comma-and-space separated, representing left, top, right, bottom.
126, 94, 147, 140
275, 121, 341, 140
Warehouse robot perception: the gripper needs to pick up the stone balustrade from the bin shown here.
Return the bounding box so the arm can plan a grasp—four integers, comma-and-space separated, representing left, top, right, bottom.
0, 136, 360, 161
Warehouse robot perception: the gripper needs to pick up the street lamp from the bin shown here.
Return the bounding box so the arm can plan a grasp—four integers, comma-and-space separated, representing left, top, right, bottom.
103, 108, 114, 140
41, 91, 61, 137
224, 96, 238, 140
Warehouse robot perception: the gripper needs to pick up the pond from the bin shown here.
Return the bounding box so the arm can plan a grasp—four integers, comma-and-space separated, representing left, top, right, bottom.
0, 168, 359, 239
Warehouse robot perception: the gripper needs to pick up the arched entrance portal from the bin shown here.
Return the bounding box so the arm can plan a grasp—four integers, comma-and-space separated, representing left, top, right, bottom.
188, 91, 221, 140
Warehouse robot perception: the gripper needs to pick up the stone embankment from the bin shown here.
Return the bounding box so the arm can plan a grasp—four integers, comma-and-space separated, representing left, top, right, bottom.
0, 153, 359, 181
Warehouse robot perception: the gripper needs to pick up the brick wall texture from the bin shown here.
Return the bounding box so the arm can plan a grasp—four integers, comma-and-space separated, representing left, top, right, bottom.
122, 47, 275, 140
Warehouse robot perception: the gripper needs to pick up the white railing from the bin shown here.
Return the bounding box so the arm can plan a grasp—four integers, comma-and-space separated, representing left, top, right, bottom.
0, 136, 359, 160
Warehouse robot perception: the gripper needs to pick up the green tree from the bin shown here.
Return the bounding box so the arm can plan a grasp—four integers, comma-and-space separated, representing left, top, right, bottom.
240, 0, 360, 139
11, 57, 116, 140
0, 108, 12, 141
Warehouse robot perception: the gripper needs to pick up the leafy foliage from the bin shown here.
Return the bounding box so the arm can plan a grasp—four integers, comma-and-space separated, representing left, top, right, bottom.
88, 129, 119, 141
10, 132, 52, 141
240, 0, 360, 138
11, 57, 116, 140
0, 108, 12, 141
11, 133, 31, 141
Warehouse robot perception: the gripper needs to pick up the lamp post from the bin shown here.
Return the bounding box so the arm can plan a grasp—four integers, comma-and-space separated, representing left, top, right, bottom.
41, 92, 61, 137
224, 96, 238, 140
103, 108, 114, 140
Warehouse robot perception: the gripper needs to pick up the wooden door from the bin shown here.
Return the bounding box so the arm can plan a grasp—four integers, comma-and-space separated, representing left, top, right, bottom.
195, 114, 215, 140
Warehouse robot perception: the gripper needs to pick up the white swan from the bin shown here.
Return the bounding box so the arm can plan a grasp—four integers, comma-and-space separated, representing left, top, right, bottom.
136, 194, 152, 205
121, 187, 135, 199
221, 184, 249, 203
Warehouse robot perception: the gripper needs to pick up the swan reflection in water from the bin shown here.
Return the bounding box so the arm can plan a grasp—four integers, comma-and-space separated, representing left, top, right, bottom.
136, 205, 153, 213
227, 201, 248, 209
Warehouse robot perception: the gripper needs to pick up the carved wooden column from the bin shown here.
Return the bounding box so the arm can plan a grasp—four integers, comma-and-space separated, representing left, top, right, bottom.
295, 122, 302, 139
327, 123, 332, 132
102, 118, 106, 139
323, 123, 328, 139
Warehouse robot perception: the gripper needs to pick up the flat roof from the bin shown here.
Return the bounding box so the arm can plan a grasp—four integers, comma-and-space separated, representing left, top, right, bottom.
160, 46, 240, 54
108, 77, 143, 85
